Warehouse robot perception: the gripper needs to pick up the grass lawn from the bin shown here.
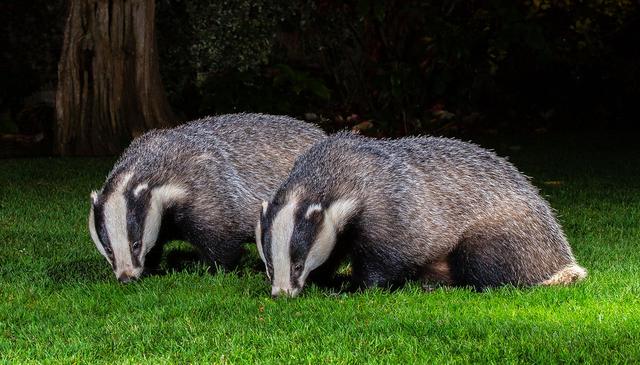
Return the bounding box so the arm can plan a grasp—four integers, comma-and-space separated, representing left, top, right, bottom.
1, 133, 639, 363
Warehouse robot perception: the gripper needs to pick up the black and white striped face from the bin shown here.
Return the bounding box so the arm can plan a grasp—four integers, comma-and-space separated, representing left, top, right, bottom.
88, 173, 186, 283
256, 195, 357, 298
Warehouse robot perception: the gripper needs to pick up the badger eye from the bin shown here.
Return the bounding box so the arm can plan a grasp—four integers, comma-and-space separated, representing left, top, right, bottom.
132, 241, 141, 250
293, 263, 304, 274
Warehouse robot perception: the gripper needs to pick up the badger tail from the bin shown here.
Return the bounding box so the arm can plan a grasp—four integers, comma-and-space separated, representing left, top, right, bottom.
541, 264, 588, 286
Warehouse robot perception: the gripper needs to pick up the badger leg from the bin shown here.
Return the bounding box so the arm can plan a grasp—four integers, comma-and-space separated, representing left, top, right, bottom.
351, 265, 395, 289
307, 244, 349, 289
350, 249, 413, 290
194, 236, 245, 272
143, 239, 167, 274
421, 259, 454, 291
448, 230, 577, 290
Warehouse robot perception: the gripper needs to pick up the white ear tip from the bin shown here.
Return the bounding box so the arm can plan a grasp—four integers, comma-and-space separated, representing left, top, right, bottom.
261, 200, 269, 214
133, 183, 149, 197
305, 203, 323, 219
90, 191, 98, 203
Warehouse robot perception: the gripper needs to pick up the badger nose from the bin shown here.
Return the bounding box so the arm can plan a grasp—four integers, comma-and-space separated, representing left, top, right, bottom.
271, 287, 286, 298
117, 273, 135, 284
271, 287, 299, 298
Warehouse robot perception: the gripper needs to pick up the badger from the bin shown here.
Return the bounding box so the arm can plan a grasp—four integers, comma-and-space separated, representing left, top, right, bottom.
88, 113, 325, 283
257, 132, 587, 297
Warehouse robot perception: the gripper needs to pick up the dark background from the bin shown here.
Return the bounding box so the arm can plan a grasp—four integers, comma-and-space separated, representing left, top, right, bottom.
2, 0, 639, 156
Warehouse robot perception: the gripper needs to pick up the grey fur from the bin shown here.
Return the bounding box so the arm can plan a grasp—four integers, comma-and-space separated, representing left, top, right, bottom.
259, 132, 586, 296
89, 113, 325, 281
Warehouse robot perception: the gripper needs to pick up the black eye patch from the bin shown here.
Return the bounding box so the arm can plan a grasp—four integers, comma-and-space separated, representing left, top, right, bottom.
289, 203, 324, 265
125, 187, 152, 268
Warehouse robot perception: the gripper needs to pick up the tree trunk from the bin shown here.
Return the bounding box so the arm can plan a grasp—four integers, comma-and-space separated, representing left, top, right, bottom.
55, 0, 173, 156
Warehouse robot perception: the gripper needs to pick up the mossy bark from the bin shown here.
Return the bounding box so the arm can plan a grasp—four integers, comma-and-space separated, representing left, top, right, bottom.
55, 0, 173, 156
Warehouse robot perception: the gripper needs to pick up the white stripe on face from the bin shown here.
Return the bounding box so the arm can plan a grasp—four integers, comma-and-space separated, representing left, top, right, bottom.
88, 205, 108, 261
255, 218, 270, 280
269, 198, 299, 297
257, 200, 269, 275
142, 184, 186, 257
299, 198, 359, 289
104, 173, 137, 278
257, 201, 268, 265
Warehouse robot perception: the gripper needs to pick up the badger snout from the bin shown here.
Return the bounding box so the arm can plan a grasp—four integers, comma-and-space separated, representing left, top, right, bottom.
117, 271, 140, 284
271, 286, 301, 298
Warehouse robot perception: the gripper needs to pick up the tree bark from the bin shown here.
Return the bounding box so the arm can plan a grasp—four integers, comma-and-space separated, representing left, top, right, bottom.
55, 0, 173, 156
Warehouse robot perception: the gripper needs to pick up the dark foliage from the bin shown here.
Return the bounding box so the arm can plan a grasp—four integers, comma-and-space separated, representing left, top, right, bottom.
2, 0, 638, 142
155, 0, 639, 134
0, 0, 65, 131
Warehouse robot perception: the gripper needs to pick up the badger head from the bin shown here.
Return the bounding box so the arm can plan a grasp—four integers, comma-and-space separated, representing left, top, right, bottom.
256, 194, 358, 298
88, 173, 186, 283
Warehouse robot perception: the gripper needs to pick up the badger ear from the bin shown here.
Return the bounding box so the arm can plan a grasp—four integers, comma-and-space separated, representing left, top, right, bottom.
324, 198, 358, 229
133, 183, 149, 197
261, 200, 269, 216
90, 190, 98, 205
305, 203, 324, 223
151, 185, 187, 208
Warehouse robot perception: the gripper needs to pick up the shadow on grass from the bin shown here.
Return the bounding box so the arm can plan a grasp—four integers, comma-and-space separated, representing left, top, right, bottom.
154, 246, 208, 275
147, 243, 265, 278
43, 242, 368, 295
45, 245, 209, 286
43, 242, 271, 288
46, 257, 112, 285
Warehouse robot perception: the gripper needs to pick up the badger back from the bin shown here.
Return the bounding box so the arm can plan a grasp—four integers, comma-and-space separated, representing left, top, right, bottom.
256, 132, 579, 295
